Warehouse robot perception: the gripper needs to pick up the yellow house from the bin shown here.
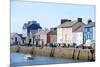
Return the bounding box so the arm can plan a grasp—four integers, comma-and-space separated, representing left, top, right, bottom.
57, 18, 84, 46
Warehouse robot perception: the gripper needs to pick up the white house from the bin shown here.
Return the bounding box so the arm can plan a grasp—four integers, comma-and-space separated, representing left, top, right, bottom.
10, 33, 23, 45
72, 32, 83, 46
57, 18, 84, 46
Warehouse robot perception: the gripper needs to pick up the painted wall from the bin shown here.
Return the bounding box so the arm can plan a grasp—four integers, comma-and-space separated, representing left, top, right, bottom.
50, 34, 57, 44
34, 34, 47, 45
22, 29, 27, 37
10, 34, 23, 45
57, 28, 72, 45
84, 27, 93, 44
72, 32, 83, 46
47, 31, 57, 44
40, 34, 47, 45
93, 27, 95, 41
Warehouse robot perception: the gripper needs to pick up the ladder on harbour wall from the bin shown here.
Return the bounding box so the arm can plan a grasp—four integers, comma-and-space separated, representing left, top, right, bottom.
72, 49, 95, 61
16, 45, 20, 53
30, 46, 35, 55
50, 47, 55, 57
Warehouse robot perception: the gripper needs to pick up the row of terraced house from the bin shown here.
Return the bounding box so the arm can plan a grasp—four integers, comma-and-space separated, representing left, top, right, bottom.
10, 18, 95, 47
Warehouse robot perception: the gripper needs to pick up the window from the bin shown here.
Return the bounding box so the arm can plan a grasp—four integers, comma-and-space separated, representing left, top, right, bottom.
87, 28, 90, 32
84, 28, 87, 32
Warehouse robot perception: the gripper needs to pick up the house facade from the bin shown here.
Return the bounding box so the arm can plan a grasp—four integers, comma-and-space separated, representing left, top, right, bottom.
57, 18, 84, 46
57, 27, 72, 45
72, 19, 85, 46
72, 32, 83, 46
83, 20, 95, 46
10, 33, 23, 45
34, 29, 50, 46
22, 20, 42, 45
47, 28, 57, 44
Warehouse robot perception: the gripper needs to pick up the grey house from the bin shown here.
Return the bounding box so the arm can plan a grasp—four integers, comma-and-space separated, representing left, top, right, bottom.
10, 33, 23, 45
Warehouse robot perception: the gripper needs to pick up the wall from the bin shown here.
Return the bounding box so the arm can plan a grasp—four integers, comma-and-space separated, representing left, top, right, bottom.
22, 29, 27, 37
10, 34, 23, 45
50, 34, 57, 43
10, 46, 95, 61
57, 28, 72, 45
84, 27, 93, 45
72, 32, 83, 46
93, 27, 95, 41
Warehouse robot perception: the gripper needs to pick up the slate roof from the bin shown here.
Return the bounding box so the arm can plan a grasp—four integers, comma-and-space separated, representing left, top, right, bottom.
58, 21, 76, 28
35, 30, 50, 35
23, 21, 42, 33
11, 33, 23, 39
18, 34, 23, 39
11, 33, 16, 37
84, 22, 95, 27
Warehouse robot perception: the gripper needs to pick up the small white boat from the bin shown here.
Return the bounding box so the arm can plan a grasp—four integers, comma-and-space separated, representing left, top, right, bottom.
24, 54, 33, 60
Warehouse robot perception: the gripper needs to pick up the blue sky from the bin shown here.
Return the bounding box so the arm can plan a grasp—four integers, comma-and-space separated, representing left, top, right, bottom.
11, 0, 96, 33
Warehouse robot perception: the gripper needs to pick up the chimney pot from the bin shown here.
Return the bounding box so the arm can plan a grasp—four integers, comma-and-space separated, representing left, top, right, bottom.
77, 18, 82, 22
61, 19, 71, 24
88, 19, 92, 24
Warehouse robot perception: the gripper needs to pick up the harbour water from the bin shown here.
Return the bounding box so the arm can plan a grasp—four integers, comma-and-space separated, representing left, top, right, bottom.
10, 52, 87, 67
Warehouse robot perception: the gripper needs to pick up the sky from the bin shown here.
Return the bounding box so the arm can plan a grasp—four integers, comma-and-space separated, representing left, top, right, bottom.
11, 0, 96, 33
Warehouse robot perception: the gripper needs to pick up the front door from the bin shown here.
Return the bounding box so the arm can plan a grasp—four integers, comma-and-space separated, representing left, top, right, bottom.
15, 37, 18, 45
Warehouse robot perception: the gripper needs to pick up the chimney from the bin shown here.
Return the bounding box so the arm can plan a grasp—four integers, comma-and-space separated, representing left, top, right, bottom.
50, 28, 54, 31
32, 20, 37, 24
88, 19, 92, 24
77, 18, 82, 22
61, 19, 71, 24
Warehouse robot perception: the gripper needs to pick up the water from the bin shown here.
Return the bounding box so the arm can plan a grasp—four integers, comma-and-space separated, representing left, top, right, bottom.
10, 52, 87, 67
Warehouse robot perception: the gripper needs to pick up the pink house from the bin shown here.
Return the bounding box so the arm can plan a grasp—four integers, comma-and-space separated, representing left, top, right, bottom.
34, 29, 50, 46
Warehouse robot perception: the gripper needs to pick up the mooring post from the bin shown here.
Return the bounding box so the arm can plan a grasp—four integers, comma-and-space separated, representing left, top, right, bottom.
52, 47, 55, 57
50, 47, 53, 57
77, 50, 80, 60
88, 51, 90, 61
30, 46, 35, 55
50, 45, 55, 57
90, 49, 95, 61
16, 45, 20, 53
72, 49, 75, 60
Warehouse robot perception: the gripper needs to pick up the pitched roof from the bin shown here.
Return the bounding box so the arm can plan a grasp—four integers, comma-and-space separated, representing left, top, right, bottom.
27, 23, 42, 30
23, 21, 42, 30
11, 33, 17, 37
58, 21, 76, 28
18, 34, 23, 38
35, 30, 50, 35
11, 33, 23, 39
84, 22, 95, 27
72, 26, 83, 32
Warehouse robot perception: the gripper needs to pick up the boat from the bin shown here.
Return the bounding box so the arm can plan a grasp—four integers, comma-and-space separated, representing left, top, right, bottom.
24, 54, 33, 60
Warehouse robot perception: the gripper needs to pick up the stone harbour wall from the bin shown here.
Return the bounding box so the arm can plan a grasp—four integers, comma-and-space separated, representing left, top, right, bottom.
10, 45, 95, 61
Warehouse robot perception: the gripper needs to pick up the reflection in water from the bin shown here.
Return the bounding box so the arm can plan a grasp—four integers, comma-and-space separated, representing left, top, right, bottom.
10, 52, 87, 67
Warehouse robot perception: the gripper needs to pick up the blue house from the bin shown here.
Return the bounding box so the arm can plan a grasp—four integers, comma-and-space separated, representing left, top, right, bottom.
23, 20, 42, 34
83, 19, 95, 46
22, 20, 42, 45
